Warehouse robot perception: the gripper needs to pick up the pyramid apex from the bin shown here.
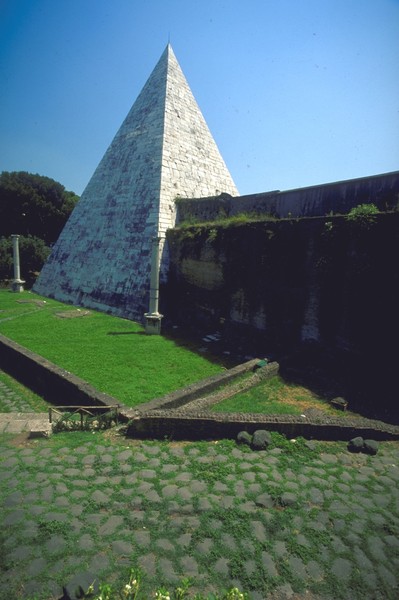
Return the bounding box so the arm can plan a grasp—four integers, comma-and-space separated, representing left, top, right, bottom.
164, 42, 175, 58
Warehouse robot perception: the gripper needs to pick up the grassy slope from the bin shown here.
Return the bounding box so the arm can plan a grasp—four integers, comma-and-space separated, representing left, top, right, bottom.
212, 374, 347, 416
0, 291, 222, 406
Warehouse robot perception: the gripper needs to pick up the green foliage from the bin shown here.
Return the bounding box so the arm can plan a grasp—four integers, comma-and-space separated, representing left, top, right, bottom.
324, 220, 333, 232
345, 203, 379, 226
79, 567, 248, 600
178, 212, 277, 231
0, 235, 50, 283
0, 171, 79, 244
0, 171, 78, 285
38, 518, 69, 537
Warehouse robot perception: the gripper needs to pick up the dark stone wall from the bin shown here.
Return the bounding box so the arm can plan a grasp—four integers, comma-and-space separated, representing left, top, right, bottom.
176, 171, 399, 222
165, 213, 399, 416
128, 414, 399, 442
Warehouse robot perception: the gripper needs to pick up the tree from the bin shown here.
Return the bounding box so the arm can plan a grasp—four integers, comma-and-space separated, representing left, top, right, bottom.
0, 171, 79, 245
0, 171, 79, 286
0, 235, 51, 285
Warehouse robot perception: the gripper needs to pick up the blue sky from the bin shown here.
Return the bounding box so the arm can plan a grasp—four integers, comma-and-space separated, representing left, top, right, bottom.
0, 0, 398, 196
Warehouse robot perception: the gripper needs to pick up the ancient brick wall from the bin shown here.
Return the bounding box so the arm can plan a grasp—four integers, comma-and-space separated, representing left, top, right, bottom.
176, 171, 399, 223
165, 213, 399, 412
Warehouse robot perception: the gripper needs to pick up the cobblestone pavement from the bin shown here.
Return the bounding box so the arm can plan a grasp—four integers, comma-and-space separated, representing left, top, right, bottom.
0, 376, 36, 413
0, 431, 398, 600
0, 370, 50, 434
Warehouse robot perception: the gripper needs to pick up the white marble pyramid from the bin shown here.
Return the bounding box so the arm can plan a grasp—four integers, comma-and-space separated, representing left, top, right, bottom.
34, 44, 238, 320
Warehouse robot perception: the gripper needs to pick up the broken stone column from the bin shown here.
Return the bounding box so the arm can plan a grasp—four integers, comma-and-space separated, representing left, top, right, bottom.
144, 236, 163, 334
11, 234, 25, 292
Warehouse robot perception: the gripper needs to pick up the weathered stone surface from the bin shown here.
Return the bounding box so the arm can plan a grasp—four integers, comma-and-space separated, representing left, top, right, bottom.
91, 490, 109, 504
261, 551, 278, 577
237, 431, 252, 446
331, 557, 352, 581
348, 436, 364, 452
255, 493, 274, 508
280, 492, 297, 507
111, 540, 134, 555
214, 557, 230, 575
251, 429, 272, 450
363, 439, 379, 455
98, 516, 124, 536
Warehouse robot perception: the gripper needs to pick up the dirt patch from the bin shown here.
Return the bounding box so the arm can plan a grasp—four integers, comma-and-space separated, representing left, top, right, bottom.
55, 309, 91, 319
7, 432, 34, 448
16, 299, 46, 307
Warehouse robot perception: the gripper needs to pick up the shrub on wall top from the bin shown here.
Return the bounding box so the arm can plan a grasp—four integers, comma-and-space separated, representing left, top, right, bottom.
345, 203, 380, 226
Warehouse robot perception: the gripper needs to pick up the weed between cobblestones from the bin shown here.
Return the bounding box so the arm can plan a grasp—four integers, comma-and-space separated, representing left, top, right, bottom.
0, 431, 399, 599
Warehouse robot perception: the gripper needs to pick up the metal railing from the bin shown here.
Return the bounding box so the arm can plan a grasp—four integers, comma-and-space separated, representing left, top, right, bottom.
49, 405, 120, 430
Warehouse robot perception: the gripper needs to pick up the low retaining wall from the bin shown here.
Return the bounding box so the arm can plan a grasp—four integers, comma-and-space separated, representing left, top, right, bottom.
127, 413, 399, 442
1, 333, 399, 441
0, 334, 119, 409
134, 359, 276, 412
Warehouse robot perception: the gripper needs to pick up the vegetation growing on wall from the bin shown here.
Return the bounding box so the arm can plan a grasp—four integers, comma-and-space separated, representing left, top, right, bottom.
345, 203, 380, 226
177, 211, 277, 231
166, 212, 399, 416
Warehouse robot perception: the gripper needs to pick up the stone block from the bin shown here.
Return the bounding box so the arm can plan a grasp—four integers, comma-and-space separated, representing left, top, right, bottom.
251, 429, 272, 450
348, 436, 364, 453
363, 439, 379, 455
237, 430, 252, 446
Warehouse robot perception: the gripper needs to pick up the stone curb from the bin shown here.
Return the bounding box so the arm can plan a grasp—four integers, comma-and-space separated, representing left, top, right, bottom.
128, 412, 399, 441
134, 359, 276, 413
0, 412, 51, 436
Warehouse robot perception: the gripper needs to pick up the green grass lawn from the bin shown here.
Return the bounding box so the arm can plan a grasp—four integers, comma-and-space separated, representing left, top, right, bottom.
0, 290, 222, 407
212, 374, 347, 416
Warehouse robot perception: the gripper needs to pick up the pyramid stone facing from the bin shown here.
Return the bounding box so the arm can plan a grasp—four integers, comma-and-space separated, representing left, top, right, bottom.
34, 45, 237, 320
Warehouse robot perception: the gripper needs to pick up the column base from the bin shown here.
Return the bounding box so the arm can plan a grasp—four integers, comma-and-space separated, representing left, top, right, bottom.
144, 312, 163, 335
11, 279, 25, 292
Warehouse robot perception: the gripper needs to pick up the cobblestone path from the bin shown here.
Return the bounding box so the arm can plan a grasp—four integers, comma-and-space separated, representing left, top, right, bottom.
0, 370, 50, 434
0, 375, 36, 413
0, 432, 398, 599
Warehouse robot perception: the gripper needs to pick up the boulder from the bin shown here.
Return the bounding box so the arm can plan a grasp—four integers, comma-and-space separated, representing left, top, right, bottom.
237, 431, 252, 446
251, 429, 272, 451
363, 439, 379, 455
330, 397, 348, 411
347, 437, 364, 453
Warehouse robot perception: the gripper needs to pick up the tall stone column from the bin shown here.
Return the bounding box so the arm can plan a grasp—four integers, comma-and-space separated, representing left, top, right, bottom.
11, 234, 25, 292
144, 236, 163, 334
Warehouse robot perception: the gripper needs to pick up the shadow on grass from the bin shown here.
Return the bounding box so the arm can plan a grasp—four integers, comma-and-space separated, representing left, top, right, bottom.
107, 331, 147, 336
278, 348, 399, 425
162, 323, 399, 425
